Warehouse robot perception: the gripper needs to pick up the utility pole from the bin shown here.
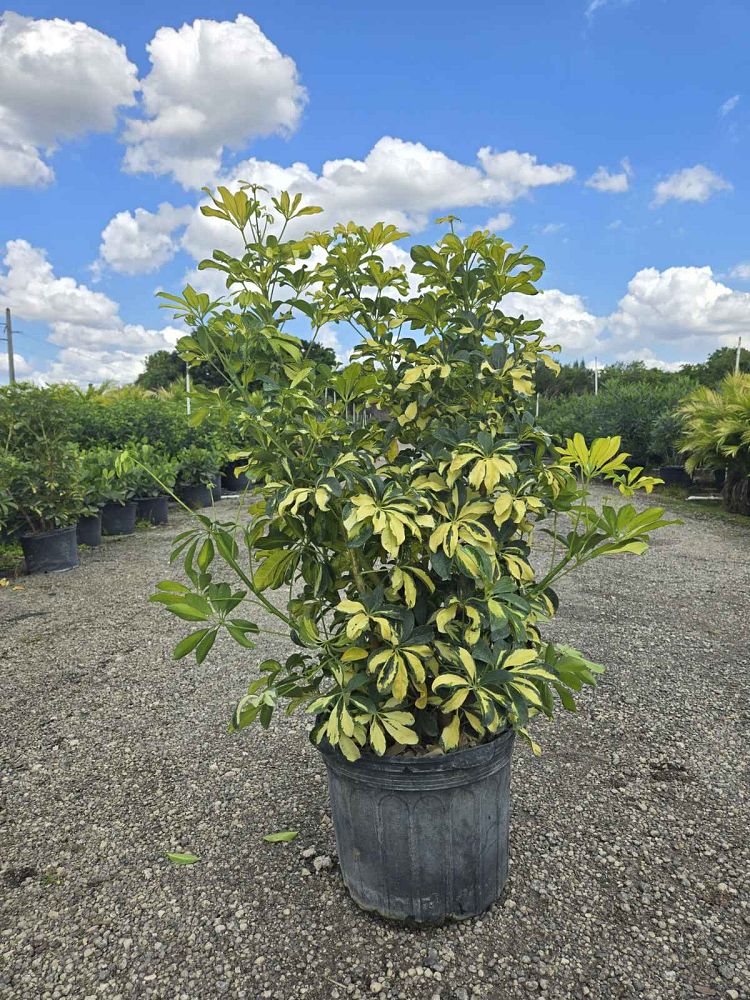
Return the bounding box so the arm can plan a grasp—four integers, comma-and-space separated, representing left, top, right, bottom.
593, 356, 599, 396
735, 336, 742, 375
3, 307, 15, 385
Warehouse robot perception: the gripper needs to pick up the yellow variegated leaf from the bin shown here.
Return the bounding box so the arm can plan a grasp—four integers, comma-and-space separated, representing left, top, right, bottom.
339, 734, 361, 761
432, 673, 469, 689
392, 660, 408, 701
504, 648, 537, 667
341, 647, 368, 662
370, 719, 386, 755
340, 705, 355, 737
440, 713, 460, 750
458, 647, 477, 680
435, 604, 459, 632
442, 688, 470, 712
337, 599, 365, 614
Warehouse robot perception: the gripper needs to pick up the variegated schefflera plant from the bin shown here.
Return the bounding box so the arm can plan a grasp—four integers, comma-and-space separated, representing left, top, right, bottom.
153, 187, 676, 760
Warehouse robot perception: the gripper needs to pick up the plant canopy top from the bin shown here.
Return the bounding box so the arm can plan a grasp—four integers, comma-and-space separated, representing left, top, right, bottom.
151, 185, 676, 761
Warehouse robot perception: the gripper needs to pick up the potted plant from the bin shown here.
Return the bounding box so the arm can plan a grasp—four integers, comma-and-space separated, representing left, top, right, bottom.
680, 374, 749, 513
174, 445, 219, 509
152, 189, 676, 923
76, 449, 109, 547
126, 444, 178, 525
221, 456, 251, 492
87, 447, 138, 536
0, 449, 83, 573
649, 411, 692, 488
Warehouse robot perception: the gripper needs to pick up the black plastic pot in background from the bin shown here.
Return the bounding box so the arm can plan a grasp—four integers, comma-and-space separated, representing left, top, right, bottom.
320, 730, 514, 924
101, 501, 137, 536
135, 495, 169, 525
21, 525, 79, 574
176, 483, 212, 509
76, 512, 102, 547
659, 465, 693, 489
220, 463, 249, 492
211, 474, 222, 502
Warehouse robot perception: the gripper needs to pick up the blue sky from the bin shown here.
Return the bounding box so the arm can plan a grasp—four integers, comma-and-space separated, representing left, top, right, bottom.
0, 0, 748, 383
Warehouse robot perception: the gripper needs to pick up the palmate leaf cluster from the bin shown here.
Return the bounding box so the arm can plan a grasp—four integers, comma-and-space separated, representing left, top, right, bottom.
153, 185, 675, 760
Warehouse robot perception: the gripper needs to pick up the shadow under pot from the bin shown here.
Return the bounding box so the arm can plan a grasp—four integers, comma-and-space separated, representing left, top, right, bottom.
101, 501, 137, 536
21, 524, 79, 574
176, 483, 212, 509
76, 512, 102, 547
135, 495, 169, 525
319, 729, 514, 924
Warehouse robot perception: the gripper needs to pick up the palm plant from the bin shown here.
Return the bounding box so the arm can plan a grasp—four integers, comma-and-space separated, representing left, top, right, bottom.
680, 373, 750, 513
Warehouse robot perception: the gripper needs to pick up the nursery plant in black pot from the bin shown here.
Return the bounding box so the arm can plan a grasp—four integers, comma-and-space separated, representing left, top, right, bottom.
221, 460, 250, 492
151, 189, 677, 923
174, 446, 219, 509
650, 412, 692, 489
127, 444, 177, 525
77, 450, 109, 547
88, 448, 138, 536
0, 450, 83, 573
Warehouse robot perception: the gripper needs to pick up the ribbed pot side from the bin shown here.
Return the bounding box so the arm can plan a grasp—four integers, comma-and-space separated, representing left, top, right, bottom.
320, 729, 514, 924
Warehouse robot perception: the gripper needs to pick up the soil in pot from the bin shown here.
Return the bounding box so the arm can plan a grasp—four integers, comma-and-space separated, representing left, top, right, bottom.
320, 730, 514, 924
101, 501, 137, 536
135, 495, 169, 525
659, 465, 693, 489
220, 463, 249, 492
21, 525, 79, 574
211, 474, 222, 502
176, 483, 212, 509
76, 512, 102, 547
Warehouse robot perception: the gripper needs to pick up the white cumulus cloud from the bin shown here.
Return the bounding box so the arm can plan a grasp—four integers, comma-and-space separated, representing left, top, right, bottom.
0, 240, 179, 384
728, 262, 750, 281
585, 158, 632, 193
0, 12, 138, 187
96, 203, 193, 275
652, 165, 732, 207
608, 266, 750, 348
503, 288, 605, 355
123, 15, 307, 188
180, 137, 575, 261
485, 212, 514, 231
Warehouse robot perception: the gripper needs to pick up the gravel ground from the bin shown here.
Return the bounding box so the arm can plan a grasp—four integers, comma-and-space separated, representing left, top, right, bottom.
1, 487, 749, 1000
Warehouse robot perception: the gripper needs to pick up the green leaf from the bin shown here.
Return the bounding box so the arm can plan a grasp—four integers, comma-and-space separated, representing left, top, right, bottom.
173, 629, 210, 660
263, 830, 299, 843
166, 852, 200, 865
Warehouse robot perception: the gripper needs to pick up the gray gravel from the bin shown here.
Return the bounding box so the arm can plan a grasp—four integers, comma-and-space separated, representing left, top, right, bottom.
1, 488, 749, 1000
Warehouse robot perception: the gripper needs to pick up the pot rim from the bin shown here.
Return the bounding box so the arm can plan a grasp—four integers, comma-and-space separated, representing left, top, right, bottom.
21, 523, 76, 541
319, 727, 514, 790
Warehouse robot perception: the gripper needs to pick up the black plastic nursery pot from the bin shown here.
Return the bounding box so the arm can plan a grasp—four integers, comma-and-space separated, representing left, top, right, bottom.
176, 483, 212, 509
320, 729, 514, 924
220, 463, 250, 492
76, 513, 102, 547
659, 465, 693, 489
21, 525, 79, 574
211, 475, 222, 502
101, 501, 137, 536
135, 495, 169, 525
